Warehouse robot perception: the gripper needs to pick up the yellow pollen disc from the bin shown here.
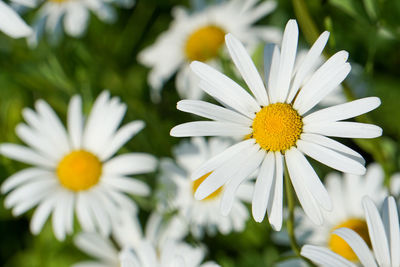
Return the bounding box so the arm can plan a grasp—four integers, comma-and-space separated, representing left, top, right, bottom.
192, 172, 223, 201
328, 218, 371, 261
57, 150, 102, 191
252, 103, 303, 152
184, 25, 225, 62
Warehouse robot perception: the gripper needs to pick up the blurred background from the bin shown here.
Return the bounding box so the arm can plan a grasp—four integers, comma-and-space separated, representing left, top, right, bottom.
0, 0, 399, 266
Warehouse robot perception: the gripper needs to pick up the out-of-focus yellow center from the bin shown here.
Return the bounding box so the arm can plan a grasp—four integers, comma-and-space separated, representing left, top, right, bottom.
48, 0, 68, 3
251, 103, 303, 152
184, 25, 225, 62
328, 218, 371, 261
57, 150, 102, 191
192, 172, 223, 201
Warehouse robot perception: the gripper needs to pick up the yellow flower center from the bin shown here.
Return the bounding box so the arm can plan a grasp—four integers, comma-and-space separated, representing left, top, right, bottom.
328, 218, 371, 261
48, 0, 68, 3
192, 172, 223, 201
251, 103, 303, 152
57, 150, 102, 191
184, 25, 225, 62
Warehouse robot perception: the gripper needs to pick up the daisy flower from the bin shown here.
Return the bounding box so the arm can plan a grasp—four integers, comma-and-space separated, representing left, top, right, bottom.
0, 91, 157, 240
170, 19, 382, 231
159, 137, 253, 237
294, 164, 387, 262
301, 195, 400, 267
15, 0, 134, 46
0, 1, 32, 38
138, 0, 281, 101
73, 211, 220, 267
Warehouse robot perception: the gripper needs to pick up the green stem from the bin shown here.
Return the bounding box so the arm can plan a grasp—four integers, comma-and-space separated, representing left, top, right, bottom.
284, 165, 300, 256
284, 162, 320, 267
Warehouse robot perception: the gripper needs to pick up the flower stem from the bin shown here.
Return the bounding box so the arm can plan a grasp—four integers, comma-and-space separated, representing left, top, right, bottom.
284, 165, 300, 256
284, 165, 318, 267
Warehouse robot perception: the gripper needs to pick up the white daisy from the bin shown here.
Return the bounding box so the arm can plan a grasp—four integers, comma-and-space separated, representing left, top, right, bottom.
159, 137, 253, 237
138, 0, 281, 101
74, 211, 220, 267
0, 91, 157, 240
301, 195, 400, 267
0, 1, 32, 38
294, 164, 387, 262
170, 19, 382, 231
15, 0, 134, 45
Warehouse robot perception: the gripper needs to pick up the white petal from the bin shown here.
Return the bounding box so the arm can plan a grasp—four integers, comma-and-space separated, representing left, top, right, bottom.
298, 63, 351, 114
16, 123, 61, 160
286, 147, 332, 210
362, 196, 391, 267
35, 100, 70, 153
76, 193, 96, 232
287, 31, 330, 103
294, 50, 349, 113
99, 121, 145, 161
263, 44, 275, 89
303, 97, 381, 124
1, 168, 52, 194
120, 248, 140, 267
170, 121, 251, 137
297, 140, 366, 175
267, 45, 281, 103
220, 148, 264, 215
269, 152, 283, 231
0, 1, 32, 38
190, 139, 255, 180
225, 33, 268, 106
252, 152, 275, 222
52, 192, 68, 241
194, 144, 259, 200
74, 232, 118, 262
88, 193, 111, 236
285, 149, 324, 225
21, 107, 67, 156
190, 61, 260, 117
68, 95, 83, 150
275, 19, 298, 103
82, 91, 110, 147
334, 228, 378, 267
102, 177, 150, 196
5, 178, 57, 208
300, 133, 364, 164
301, 245, 358, 267
103, 153, 157, 176
382, 196, 400, 267
12, 190, 49, 216
304, 121, 383, 139
177, 100, 252, 125
64, 192, 75, 234
64, 4, 89, 37
30, 193, 57, 235
0, 143, 55, 168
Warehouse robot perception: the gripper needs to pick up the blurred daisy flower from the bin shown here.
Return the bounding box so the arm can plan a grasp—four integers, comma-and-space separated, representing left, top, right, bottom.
301, 195, 400, 267
14, 0, 134, 45
0, 1, 32, 38
170, 19, 382, 231
0, 91, 157, 240
293, 164, 387, 262
158, 137, 253, 237
138, 0, 281, 102
74, 210, 220, 267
